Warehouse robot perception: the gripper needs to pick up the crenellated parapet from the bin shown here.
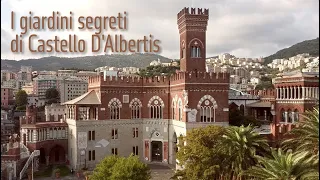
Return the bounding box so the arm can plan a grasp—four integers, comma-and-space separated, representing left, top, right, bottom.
177, 7, 209, 34
89, 75, 171, 87
177, 7, 209, 20
88, 71, 229, 88
170, 71, 229, 84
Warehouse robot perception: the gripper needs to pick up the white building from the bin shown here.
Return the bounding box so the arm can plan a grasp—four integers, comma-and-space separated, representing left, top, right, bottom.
38, 71, 58, 76
250, 77, 261, 85
57, 70, 78, 77
59, 76, 88, 103
1, 80, 17, 89
45, 103, 66, 122
150, 59, 162, 66
27, 94, 45, 107
121, 67, 140, 75
22, 82, 33, 94
75, 71, 98, 82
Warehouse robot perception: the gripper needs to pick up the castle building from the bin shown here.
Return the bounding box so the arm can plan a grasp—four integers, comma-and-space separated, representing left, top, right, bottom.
61, 7, 230, 170
271, 71, 319, 143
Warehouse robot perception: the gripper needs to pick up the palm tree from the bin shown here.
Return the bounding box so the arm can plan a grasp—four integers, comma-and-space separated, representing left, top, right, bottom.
221, 125, 270, 179
282, 107, 319, 162
242, 148, 319, 180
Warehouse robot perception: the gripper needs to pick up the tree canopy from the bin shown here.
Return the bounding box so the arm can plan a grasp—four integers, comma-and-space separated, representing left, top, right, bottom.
45, 88, 60, 104
243, 148, 319, 180
172, 125, 269, 180
173, 125, 227, 180
254, 74, 274, 91
90, 154, 151, 180
172, 108, 320, 180
138, 65, 179, 77
15, 90, 28, 109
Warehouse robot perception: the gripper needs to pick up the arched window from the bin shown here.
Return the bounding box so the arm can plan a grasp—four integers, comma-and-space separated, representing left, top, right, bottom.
280, 109, 285, 122
181, 49, 184, 59
53, 128, 57, 139
129, 98, 142, 119
61, 128, 66, 138
189, 40, 203, 58
294, 109, 299, 122
191, 46, 201, 57
288, 109, 292, 123
178, 98, 183, 121
148, 96, 164, 119
197, 95, 218, 122
172, 100, 176, 120
108, 98, 122, 119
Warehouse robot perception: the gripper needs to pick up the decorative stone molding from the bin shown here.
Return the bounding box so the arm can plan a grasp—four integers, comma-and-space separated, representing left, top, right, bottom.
147, 96, 164, 108
129, 98, 142, 107
197, 95, 218, 109
107, 98, 122, 108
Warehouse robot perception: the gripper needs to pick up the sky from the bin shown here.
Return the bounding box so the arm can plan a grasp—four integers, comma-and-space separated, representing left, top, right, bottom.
1, 0, 319, 60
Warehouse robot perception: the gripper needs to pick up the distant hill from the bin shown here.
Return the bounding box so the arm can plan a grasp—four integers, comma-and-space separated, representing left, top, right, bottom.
1, 53, 172, 72
264, 38, 319, 64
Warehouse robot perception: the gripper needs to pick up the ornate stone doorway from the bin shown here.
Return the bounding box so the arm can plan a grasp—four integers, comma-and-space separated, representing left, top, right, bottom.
151, 141, 163, 162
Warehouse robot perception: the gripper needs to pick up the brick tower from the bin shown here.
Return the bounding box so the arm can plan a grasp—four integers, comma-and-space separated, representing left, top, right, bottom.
177, 7, 209, 72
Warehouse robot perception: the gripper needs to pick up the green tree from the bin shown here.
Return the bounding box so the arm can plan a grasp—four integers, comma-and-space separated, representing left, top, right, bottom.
90, 154, 151, 180
45, 88, 60, 104
243, 148, 319, 180
255, 81, 274, 90
15, 90, 28, 108
282, 107, 319, 162
222, 125, 270, 179
90, 155, 118, 179
172, 125, 229, 180
138, 65, 179, 77
110, 154, 151, 180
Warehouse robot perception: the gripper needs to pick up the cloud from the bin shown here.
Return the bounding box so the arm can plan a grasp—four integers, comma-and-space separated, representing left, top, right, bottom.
1, 0, 319, 60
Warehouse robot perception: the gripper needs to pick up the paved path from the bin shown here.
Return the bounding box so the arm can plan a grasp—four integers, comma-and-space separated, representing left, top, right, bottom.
149, 163, 175, 180
35, 163, 175, 180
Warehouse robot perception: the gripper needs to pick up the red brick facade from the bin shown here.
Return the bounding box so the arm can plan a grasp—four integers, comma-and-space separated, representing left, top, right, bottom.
20, 106, 68, 165
86, 8, 229, 124
246, 74, 319, 146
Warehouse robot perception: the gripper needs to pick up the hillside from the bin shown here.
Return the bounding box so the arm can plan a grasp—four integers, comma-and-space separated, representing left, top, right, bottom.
264, 38, 319, 64
1, 53, 172, 71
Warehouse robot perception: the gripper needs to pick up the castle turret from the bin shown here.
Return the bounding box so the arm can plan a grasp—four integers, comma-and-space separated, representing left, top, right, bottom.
177, 7, 209, 72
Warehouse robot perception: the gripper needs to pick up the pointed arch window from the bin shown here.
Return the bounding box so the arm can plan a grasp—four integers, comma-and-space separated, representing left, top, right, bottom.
108, 98, 122, 120
191, 46, 201, 57
178, 99, 183, 121
130, 98, 142, 119
280, 109, 285, 122
148, 96, 164, 119
172, 100, 176, 120
197, 95, 218, 122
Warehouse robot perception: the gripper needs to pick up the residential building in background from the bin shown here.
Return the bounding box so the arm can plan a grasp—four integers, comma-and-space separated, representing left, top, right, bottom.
1, 87, 15, 109
45, 103, 66, 122
33, 75, 61, 101
22, 82, 34, 94
59, 76, 88, 103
